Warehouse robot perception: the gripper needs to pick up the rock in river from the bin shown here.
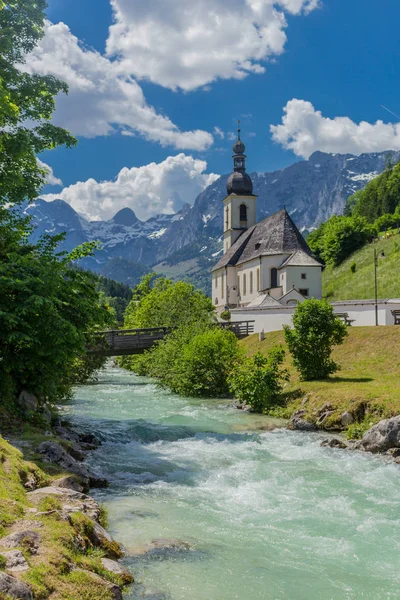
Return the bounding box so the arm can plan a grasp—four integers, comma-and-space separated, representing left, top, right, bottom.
360, 416, 400, 453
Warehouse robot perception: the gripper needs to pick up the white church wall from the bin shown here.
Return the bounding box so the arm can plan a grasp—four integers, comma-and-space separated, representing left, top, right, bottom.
236, 258, 262, 305
231, 300, 400, 333
281, 266, 322, 298
260, 254, 291, 292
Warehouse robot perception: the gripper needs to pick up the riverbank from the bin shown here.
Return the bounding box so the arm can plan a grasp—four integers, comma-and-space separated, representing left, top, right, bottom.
242, 326, 400, 436
0, 427, 133, 600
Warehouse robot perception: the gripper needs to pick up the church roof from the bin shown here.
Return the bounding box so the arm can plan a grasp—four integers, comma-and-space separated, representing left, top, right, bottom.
212, 208, 315, 271
279, 249, 323, 269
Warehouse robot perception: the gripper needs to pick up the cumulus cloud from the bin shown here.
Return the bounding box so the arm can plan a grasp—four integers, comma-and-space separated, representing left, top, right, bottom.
42, 154, 219, 222
106, 0, 320, 91
271, 99, 400, 158
37, 160, 63, 186
23, 22, 213, 150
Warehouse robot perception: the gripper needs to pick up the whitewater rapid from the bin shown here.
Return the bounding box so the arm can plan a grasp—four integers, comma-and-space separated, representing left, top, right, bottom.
66, 366, 400, 600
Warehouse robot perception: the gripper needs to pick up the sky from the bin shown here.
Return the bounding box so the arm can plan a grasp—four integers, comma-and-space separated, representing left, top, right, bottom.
26, 0, 400, 222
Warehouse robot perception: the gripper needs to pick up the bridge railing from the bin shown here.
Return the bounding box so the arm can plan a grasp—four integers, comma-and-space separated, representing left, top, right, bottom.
88, 327, 172, 356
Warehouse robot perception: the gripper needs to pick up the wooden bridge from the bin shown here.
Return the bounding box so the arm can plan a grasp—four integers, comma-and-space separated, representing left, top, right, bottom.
88, 321, 254, 357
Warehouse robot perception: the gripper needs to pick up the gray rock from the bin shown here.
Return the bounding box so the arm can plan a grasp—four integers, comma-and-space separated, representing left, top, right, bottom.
360, 416, 400, 453
0, 572, 33, 599
289, 411, 317, 432
39, 404, 52, 425
101, 558, 133, 582
321, 438, 348, 449
38, 441, 90, 483
316, 410, 335, 426
0, 531, 41, 554
52, 476, 85, 493
2, 550, 29, 572
318, 403, 333, 415
17, 391, 38, 414
341, 411, 354, 427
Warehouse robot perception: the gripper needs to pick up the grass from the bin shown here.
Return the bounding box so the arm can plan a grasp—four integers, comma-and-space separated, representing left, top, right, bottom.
241, 326, 400, 433
323, 232, 400, 301
0, 435, 132, 599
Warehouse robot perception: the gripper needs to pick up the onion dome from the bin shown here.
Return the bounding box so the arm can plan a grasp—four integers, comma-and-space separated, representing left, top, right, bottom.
226, 122, 253, 196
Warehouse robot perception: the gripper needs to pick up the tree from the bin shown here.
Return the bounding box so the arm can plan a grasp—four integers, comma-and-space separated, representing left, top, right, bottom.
0, 208, 113, 410
308, 215, 376, 267
0, 0, 76, 207
283, 299, 348, 381
228, 349, 288, 413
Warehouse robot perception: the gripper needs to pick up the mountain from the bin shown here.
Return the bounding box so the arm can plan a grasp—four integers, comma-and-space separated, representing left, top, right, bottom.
25, 150, 399, 293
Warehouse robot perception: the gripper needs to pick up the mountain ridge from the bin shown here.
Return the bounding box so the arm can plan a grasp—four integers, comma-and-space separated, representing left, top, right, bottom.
25, 150, 399, 292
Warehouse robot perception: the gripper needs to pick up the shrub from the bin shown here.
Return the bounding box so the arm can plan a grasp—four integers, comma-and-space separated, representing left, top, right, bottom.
228, 349, 288, 413
350, 262, 357, 273
284, 299, 348, 381
220, 309, 231, 322
164, 327, 242, 397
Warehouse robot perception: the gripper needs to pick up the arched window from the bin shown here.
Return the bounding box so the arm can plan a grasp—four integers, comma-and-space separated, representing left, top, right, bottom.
225, 206, 229, 229
237, 276, 241, 297
240, 204, 247, 224
250, 271, 253, 294
256, 268, 260, 291
271, 268, 278, 288
214, 276, 218, 289
243, 274, 247, 296
221, 273, 225, 299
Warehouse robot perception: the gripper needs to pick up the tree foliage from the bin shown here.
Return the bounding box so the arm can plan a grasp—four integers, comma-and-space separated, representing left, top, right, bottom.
228, 349, 288, 413
284, 299, 348, 381
307, 215, 377, 267
121, 275, 242, 397
346, 158, 400, 222
0, 208, 113, 409
0, 0, 76, 207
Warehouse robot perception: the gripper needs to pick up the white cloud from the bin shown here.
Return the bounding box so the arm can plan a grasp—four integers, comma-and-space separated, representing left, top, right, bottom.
213, 127, 225, 140
106, 0, 320, 91
42, 154, 219, 222
23, 22, 213, 150
271, 99, 400, 158
37, 159, 63, 186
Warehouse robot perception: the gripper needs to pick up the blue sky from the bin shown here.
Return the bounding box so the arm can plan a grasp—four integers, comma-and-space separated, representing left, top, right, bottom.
31, 0, 400, 221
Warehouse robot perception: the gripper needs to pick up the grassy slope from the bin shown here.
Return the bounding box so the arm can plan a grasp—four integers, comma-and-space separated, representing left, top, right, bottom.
323, 232, 400, 301
0, 436, 131, 599
241, 326, 400, 433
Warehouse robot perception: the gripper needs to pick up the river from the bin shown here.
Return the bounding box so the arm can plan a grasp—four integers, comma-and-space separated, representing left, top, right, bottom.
66, 366, 400, 600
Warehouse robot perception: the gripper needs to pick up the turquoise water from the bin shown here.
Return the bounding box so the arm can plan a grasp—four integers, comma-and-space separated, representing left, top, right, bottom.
67, 366, 400, 600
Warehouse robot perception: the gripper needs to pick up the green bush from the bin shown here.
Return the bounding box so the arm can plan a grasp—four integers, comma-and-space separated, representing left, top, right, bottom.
220, 309, 231, 322
228, 349, 288, 413
284, 299, 348, 381
350, 262, 357, 273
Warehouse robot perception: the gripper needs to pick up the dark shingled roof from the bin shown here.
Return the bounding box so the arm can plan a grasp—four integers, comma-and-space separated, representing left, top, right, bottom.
212, 209, 315, 271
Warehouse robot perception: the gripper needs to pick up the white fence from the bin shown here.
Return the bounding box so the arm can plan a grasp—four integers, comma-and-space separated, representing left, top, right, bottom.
230, 299, 400, 334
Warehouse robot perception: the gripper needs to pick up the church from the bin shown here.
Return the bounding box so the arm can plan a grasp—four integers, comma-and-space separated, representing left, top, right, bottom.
212, 129, 323, 311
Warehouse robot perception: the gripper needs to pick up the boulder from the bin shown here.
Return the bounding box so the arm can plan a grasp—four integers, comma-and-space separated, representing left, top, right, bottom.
0, 531, 41, 554
101, 558, 134, 584
341, 411, 354, 427
39, 404, 52, 426
360, 416, 400, 453
52, 476, 85, 493
316, 411, 335, 426
0, 572, 33, 599
321, 438, 348, 449
38, 442, 90, 483
91, 521, 122, 558
17, 391, 38, 414
289, 411, 317, 432
2, 550, 29, 572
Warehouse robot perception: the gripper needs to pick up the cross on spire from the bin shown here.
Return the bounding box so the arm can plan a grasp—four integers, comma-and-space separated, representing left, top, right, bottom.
237, 119, 241, 140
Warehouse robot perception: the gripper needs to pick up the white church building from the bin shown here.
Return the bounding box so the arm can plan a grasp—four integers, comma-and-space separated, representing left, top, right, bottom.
212, 130, 323, 312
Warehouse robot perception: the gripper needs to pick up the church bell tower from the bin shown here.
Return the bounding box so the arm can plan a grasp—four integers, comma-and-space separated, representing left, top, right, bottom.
223, 123, 257, 253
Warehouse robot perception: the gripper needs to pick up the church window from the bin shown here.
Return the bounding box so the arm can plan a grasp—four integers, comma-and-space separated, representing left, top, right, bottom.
271, 268, 278, 288
243, 274, 247, 295
299, 288, 309, 297
215, 276, 218, 289
250, 272, 253, 294
256, 268, 260, 291
225, 207, 229, 229
221, 274, 225, 299
240, 204, 247, 223
301, 273, 307, 280
215, 298, 218, 306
